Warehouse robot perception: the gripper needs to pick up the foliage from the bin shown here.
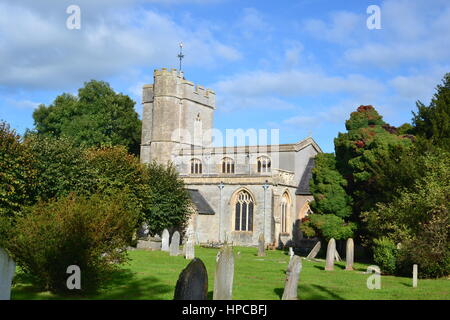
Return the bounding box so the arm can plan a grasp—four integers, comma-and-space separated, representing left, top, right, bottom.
0, 121, 36, 219
300, 214, 356, 241
84, 146, 151, 226
334, 105, 413, 214
144, 161, 191, 235
396, 207, 450, 279
309, 153, 352, 218
412, 73, 450, 151
5, 193, 138, 294
372, 237, 398, 275
26, 134, 95, 202
32, 80, 141, 155
362, 150, 449, 278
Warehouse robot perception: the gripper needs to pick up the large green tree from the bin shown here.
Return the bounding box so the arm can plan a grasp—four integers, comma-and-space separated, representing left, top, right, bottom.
412, 73, 450, 151
334, 105, 413, 214
33, 80, 141, 155
301, 153, 355, 241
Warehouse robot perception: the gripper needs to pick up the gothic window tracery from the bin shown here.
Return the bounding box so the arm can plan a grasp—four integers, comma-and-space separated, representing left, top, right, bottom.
222, 157, 235, 174
234, 190, 254, 232
190, 158, 202, 174
257, 156, 271, 173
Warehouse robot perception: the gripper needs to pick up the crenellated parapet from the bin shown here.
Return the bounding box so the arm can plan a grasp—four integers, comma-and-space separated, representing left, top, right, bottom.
144, 68, 215, 108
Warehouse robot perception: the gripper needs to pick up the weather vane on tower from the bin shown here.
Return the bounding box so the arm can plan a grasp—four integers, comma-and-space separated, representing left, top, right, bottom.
177, 42, 184, 72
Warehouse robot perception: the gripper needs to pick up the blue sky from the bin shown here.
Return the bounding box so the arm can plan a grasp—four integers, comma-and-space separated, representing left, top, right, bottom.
0, 0, 449, 152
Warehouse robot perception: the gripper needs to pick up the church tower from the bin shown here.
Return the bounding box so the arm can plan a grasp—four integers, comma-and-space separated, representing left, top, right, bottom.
140, 68, 216, 164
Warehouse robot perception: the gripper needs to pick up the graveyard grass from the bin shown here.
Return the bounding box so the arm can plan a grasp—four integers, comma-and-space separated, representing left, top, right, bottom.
11, 247, 449, 300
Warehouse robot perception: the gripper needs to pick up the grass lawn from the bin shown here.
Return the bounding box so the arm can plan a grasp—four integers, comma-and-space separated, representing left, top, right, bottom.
11, 246, 450, 300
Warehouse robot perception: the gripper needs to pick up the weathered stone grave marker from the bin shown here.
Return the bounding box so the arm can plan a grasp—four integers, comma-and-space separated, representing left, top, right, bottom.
0, 248, 16, 300
289, 247, 294, 260
413, 264, 418, 288
184, 235, 195, 260
161, 229, 170, 252
173, 258, 208, 300
345, 238, 354, 270
325, 238, 336, 271
334, 249, 342, 262
213, 245, 234, 300
170, 231, 180, 256
257, 233, 265, 257
306, 241, 321, 260
282, 255, 302, 300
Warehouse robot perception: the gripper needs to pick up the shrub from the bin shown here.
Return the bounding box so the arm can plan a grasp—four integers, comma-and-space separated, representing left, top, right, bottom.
396, 207, 450, 278
372, 237, 398, 274
300, 214, 356, 241
144, 161, 191, 235
26, 134, 95, 201
0, 121, 36, 219
5, 192, 138, 294
84, 146, 151, 225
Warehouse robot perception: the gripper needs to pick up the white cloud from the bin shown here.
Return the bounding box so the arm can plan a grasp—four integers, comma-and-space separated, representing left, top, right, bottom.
303, 11, 363, 45
0, 1, 240, 90
213, 70, 384, 103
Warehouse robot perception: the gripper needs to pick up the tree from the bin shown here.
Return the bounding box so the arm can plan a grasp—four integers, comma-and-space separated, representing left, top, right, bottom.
0, 121, 36, 219
412, 73, 450, 151
309, 153, 352, 218
26, 134, 95, 202
334, 105, 413, 214
32, 80, 141, 155
362, 150, 449, 278
301, 153, 355, 240
144, 161, 191, 235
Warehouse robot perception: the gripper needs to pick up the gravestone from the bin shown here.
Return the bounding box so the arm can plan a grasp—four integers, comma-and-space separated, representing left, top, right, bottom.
413, 264, 418, 288
0, 248, 16, 300
345, 238, 354, 270
137, 223, 150, 239
213, 245, 234, 300
325, 238, 336, 271
257, 233, 265, 257
306, 241, 321, 260
282, 255, 302, 300
334, 249, 342, 262
173, 258, 208, 300
162, 229, 170, 252
185, 236, 195, 260
170, 231, 180, 256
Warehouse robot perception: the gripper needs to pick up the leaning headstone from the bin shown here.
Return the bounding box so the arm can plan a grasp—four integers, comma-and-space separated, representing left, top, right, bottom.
162, 229, 170, 252
334, 249, 342, 262
185, 236, 195, 260
170, 231, 181, 256
282, 255, 302, 300
257, 233, 265, 257
213, 245, 234, 300
306, 241, 321, 260
289, 247, 294, 260
345, 238, 354, 270
413, 264, 418, 288
325, 238, 336, 271
173, 258, 208, 300
0, 248, 16, 300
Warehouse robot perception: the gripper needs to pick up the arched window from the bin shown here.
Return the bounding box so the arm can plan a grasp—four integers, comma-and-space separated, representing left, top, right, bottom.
257, 156, 271, 173
222, 157, 235, 174
190, 158, 202, 174
234, 190, 254, 232
281, 193, 290, 233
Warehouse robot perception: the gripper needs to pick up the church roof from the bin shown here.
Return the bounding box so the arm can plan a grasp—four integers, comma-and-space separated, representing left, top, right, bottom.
187, 189, 215, 215
296, 157, 315, 195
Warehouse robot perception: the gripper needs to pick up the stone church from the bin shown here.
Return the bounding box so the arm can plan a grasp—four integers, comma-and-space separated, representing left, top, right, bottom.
140, 68, 322, 247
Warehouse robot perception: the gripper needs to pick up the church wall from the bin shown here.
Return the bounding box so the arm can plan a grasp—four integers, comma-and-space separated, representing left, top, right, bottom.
187, 183, 273, 246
